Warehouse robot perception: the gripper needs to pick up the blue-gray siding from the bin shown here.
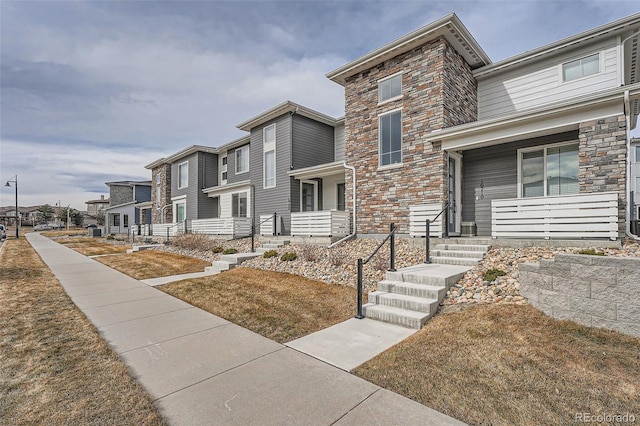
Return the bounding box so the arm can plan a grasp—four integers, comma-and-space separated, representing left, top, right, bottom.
291, 115, 335, 170
171, 152, 219, 220
227, 144, 251, 184
461, 130, 578, 236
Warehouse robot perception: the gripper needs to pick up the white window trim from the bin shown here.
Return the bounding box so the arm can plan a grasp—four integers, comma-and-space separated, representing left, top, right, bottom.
378, 107, 403, 168
517, 140, 579, 198
177, 161, 189, 189
235, 145, 250, 175
635, 145, 640, 163
231, 191, 248, 218
560, 52, 601, 83
263, 124, 276, 189
378, 71, 403, 105
220, 155, 228, 185
300, 180, 319, 212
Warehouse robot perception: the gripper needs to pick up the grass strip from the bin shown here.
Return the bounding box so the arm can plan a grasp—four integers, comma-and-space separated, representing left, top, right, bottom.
96, 250, 211, 280
0, 239, 165, 425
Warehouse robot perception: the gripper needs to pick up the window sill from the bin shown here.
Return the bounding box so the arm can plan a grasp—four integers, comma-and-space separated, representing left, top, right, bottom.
377, 95, 403, 106
235, 170, 249, 175
377, 163, 403, 172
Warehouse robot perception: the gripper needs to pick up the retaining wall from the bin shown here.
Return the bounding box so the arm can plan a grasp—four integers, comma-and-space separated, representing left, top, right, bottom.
519, 254, 640, 338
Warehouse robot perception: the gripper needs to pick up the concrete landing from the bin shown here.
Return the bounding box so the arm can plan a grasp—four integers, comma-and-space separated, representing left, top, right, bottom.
286, 318, 416, 371
141, 270, 220, 286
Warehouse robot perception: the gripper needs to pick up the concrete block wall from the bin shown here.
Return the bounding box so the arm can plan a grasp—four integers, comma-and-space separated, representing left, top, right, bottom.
519, 254, 640, 337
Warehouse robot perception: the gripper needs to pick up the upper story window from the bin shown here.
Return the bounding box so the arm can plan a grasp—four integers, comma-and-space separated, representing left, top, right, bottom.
263, 124, 276, 188
156, 174, 161, 184
635, 145, 640, 163
178, 161, 188, 189
562, 53, 599, 82
378, 73, 402, 103
222, 156, 227, 165
379, 109, 402, 167
235, 145, 250, 174
220, 155, 228, 184
519, 142, 579, 198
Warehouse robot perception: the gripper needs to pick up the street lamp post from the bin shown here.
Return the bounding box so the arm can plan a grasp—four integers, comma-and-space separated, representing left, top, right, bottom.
5, 175, 19, 239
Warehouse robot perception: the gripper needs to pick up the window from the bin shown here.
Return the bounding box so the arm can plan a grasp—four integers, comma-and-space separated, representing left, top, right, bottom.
112, 214, 120, 227
156, 187, 161, 209
301, 181, 317, 212
232, 192, 247, 217
264, 124, 276, 188
635, 145, 640, 163
520, 143, 579, 198
379, 110, 402, 166
156, 174, 161, 184
562, 53, 599, 81
337, 183, 346, 211
175, 202, 185, 222
636, 177, 640, 192
378, 73, 402, 103
222, 156, 227, 165
235, 145, 249, 174
123, 214, 129, 228
222, 171, 228, 181
178, 161, 188, 189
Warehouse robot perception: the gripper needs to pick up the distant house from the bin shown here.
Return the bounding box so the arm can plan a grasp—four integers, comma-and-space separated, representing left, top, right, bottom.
103, 181, 152, 234
85, 195, 110, 216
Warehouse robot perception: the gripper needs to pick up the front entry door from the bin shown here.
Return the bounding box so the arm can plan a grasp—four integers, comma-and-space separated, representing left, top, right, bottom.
448, 153, 462, 236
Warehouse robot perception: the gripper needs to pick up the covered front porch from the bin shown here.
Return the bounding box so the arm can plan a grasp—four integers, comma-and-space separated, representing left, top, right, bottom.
287, 161, 351, 237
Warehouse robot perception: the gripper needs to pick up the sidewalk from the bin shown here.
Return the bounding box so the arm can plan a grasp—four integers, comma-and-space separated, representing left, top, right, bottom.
27, 233, 465, 425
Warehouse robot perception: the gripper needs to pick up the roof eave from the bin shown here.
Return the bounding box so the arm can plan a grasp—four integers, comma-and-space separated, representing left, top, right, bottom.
236, 101, 338, 131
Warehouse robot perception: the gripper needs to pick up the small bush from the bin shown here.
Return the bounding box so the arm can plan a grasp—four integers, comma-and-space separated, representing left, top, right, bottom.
299, 244, 318, 262
578, 249, 606, 256
327, 249, 345, 267
172, 233, 215, 251
483, 268, 507, 282
223, 248, 238, 255
143, 238, 153, 244
263, 250, 278, 258
212, 246, 224, 253
106, 234, 115, 240
280, 252, 297, 261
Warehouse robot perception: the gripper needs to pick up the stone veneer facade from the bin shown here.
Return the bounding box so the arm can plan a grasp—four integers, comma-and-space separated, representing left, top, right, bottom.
109, 184, 133, 207
344, 37, 477, 235
151, 163, 172, 223
578, 115, 627, 235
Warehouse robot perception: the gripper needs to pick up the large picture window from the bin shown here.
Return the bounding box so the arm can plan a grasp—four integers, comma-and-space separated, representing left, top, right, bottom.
235, 145, 249, 174
175, 202, 185, 222
178, 161, 189, 189
263, 124, 276, 188
232, 192, 247, 217
378, 73, 402, 103
520, 142, 579, 198
562, 53, 599, 82
379, 110, 402, 166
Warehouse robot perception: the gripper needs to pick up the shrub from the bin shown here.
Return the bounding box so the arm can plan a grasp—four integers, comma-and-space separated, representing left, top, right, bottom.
106, 234, 115, 240
263, 250, 278, 258
483, 268, 507, 282
327, 249, 345, 267
578, 249, 606, 256
298, 244, 318, 262
212, 246, 224, 253
172, 233, 215, 251
223, 248, 238, 255
280, 252, 297, 261
143, 238, 153, 244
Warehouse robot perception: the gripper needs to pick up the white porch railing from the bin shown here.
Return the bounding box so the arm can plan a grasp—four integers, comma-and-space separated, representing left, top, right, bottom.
190, 217, 251, 237
409, 203, 445, 238
291, 210, 350, 237
259, 214, 280, 236
149, 222, 185, 237
491, 192, 619, 240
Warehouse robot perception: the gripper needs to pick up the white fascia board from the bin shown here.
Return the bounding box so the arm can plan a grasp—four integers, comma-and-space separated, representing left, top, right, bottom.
104, 201, 136, 211
170, 194, 187, 202
236, 100, 338, 131
287, 161, 346, 179
326, 13, 490, 85
202, 180, 251, 196
475, 13, 640, 78
216, 135, 251, 151
441, 99, 623, 151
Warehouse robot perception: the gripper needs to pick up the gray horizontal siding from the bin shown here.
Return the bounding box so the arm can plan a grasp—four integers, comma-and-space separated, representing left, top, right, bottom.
461, 130, 578, 236
198, 153, 219, 219
227, 144, 251, 184
291, 115, 335, 170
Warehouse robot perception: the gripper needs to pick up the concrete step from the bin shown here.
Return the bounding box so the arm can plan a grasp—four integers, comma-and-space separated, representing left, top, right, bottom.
368, 291, 438, 315
261, 244, 282, 249
434, 244, 490, 252
266, 240, 289, 245
205, 261, 234, 273
362, 304, 430, 329
431, 256, 480, 266
438, 238, 492, 246
430, 249, 485, 259
377, 280, 446, 300
220, 253, 261, 264
386, 264, 470, 287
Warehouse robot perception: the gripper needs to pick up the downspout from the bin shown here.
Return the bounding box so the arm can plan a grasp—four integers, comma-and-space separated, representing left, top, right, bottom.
328, 163, 357, 248
624, 90, 640, 240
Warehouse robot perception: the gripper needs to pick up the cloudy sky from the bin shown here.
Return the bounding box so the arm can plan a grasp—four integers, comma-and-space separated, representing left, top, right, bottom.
1, 1, 639, 210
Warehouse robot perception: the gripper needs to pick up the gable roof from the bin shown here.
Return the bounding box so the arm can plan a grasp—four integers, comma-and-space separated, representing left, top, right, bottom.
236, 100, 339, 131
326, 13, 490, 85
105, 180, 152, 187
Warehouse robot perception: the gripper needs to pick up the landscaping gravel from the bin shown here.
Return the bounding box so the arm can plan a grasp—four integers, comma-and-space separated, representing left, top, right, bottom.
147, 234, 640, 306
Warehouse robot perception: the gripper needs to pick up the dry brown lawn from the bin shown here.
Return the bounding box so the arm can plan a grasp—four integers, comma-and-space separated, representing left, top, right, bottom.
40, 229, 86, 237
159, 267, 359, 343
0, 239, 165, 425
96, 250, 211, 280
50, 236, 131, 255
354, 303, 640, 426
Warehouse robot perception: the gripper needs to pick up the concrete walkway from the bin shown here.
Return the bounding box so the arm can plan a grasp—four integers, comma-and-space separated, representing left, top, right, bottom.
27, 233, 465, 425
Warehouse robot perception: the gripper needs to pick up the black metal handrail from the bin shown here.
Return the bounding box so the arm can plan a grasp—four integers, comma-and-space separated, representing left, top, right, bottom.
355, 223, 397, 319
165, 220, 188, 243
251, 212, 277, 253
425, 201, 450, 264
